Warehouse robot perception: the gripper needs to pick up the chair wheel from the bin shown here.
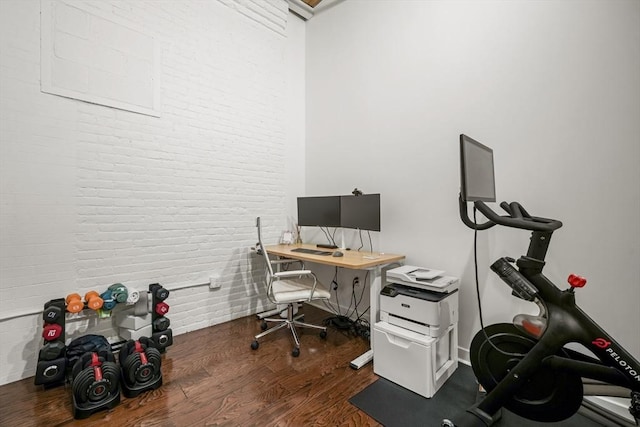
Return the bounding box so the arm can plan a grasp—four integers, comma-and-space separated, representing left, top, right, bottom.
261, 321, 268, 331
292, 347, 300, 357
320, 330, 327, 339
251, 340, 259, 350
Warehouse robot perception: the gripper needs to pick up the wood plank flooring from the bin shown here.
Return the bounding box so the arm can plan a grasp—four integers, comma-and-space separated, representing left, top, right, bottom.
0, 305, 382, 426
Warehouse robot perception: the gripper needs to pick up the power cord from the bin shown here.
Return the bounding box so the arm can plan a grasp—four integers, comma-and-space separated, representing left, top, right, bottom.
356, 229, 374, 252
473, 207, 525, 358
320, 227, 338, 247
322, 270, 371, 341
323, 314, 370, 340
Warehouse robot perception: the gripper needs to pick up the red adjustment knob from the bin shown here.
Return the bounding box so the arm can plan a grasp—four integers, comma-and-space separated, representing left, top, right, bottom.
568, 274, 587, 288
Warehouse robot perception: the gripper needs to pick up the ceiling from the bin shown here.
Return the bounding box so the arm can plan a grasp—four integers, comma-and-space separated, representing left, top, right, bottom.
288, 0, 342, 20
301, 0, 323, 7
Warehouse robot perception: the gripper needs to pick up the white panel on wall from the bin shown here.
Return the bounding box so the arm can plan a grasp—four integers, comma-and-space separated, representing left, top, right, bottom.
40, 0, 160, 117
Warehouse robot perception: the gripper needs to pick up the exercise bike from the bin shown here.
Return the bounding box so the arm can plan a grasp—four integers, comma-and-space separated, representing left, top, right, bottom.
443, 135, 640, 426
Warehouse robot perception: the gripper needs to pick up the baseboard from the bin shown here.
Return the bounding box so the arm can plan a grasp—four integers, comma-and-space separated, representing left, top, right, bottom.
583, 396, 635, 426
458, 346, 470, 366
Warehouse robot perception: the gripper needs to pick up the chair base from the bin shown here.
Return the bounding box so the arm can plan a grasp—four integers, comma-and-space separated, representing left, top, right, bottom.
251, 304, 327, 357
255, 303, 300, 320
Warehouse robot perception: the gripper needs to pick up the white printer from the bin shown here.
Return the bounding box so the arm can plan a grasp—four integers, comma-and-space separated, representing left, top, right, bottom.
374, 265, 459, 398
379, 283, 458, 337
382, 265, 459, 337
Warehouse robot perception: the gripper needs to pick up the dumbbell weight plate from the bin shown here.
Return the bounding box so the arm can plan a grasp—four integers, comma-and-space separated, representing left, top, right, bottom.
34, 357, 66, 385
153, 317, 170, 332
39, 341, 65, 361
73, 367, 95, 404
155, 287, 169, 301
42, 323, 63, 341
155, 302, 170, 316
42, 305, 62, 323
152, 329, 173, 350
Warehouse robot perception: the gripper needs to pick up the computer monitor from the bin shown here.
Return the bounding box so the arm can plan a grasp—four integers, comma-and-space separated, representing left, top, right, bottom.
340, 194, 381, 231
297, 196, 341, 227
460, 134, 496, 202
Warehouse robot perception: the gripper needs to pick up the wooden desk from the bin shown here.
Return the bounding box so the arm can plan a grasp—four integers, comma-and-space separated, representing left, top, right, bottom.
265, 243, 405, 368
265, 244, 404, 270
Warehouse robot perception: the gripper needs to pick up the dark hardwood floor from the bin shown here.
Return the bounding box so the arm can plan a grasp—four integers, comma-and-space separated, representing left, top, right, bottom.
0, 305, 382, 426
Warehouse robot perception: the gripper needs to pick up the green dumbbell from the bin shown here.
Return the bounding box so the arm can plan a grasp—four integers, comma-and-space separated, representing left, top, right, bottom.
108, 283, 128, 303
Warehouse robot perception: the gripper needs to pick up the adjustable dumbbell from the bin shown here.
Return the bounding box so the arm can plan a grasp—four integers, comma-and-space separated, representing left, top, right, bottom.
66, 293, 84, 313
108, 283, 128, 303
42, 323, 63, 341
155, 302, 170, 316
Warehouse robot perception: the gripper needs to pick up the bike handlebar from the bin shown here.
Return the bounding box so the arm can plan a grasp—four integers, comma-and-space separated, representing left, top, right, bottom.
459, 193, 563, 233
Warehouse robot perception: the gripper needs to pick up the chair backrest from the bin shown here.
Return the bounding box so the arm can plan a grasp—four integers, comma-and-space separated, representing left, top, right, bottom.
256, 217, 274, 279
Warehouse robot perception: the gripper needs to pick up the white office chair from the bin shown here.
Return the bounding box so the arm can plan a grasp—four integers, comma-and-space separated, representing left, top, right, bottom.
251, 217, 330, 357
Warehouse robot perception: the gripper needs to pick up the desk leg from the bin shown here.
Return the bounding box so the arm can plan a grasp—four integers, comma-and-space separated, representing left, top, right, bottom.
350, 265, 385, 369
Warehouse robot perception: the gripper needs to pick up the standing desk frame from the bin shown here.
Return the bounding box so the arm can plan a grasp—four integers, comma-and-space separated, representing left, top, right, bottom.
264, 243, 405, 368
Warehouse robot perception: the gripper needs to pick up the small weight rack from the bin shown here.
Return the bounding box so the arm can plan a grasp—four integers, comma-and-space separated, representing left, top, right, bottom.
34, 283, 174, 418
35, 298, 67, 387
149, 283, 173, 353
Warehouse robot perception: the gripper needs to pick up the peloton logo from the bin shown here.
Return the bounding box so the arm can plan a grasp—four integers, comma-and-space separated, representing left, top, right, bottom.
595, 337, 640, 383
592, 338, 610, 349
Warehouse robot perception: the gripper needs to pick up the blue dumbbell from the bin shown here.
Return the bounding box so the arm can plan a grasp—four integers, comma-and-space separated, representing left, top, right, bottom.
100, 289, 117, 310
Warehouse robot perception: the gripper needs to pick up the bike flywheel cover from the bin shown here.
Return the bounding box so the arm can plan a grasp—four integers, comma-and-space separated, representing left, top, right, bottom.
470, 323, 583, 422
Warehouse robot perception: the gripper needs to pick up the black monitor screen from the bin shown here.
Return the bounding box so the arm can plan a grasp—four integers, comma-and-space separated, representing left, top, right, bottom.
297, 196, 341, 227
460, 134, 496, 202
340, 194, 381, 231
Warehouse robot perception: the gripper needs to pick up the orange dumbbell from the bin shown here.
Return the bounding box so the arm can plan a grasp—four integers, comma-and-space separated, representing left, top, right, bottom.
84, 291, 104, 310
66, 293, 84, 313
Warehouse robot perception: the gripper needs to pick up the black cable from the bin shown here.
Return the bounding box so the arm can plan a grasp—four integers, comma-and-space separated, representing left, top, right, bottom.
320, 227, 337, 247
473, 207, 525, 358
331, 227, 338, 245
346, 279, 360, 319
346, 281, 358, 319
331, 267, 342, 316
347, 270, 369, 320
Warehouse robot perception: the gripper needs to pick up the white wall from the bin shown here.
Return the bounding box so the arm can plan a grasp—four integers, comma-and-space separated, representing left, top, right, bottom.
306, 0, 640, 362
285, 14, 307, 228
0, 0, 305, 385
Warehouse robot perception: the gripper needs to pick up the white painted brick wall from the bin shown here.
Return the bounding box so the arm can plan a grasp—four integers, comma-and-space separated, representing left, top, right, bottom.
0, 0, 299, 385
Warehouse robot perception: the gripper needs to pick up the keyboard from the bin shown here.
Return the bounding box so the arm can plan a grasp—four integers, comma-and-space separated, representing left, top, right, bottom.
291, 248, 332, 256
